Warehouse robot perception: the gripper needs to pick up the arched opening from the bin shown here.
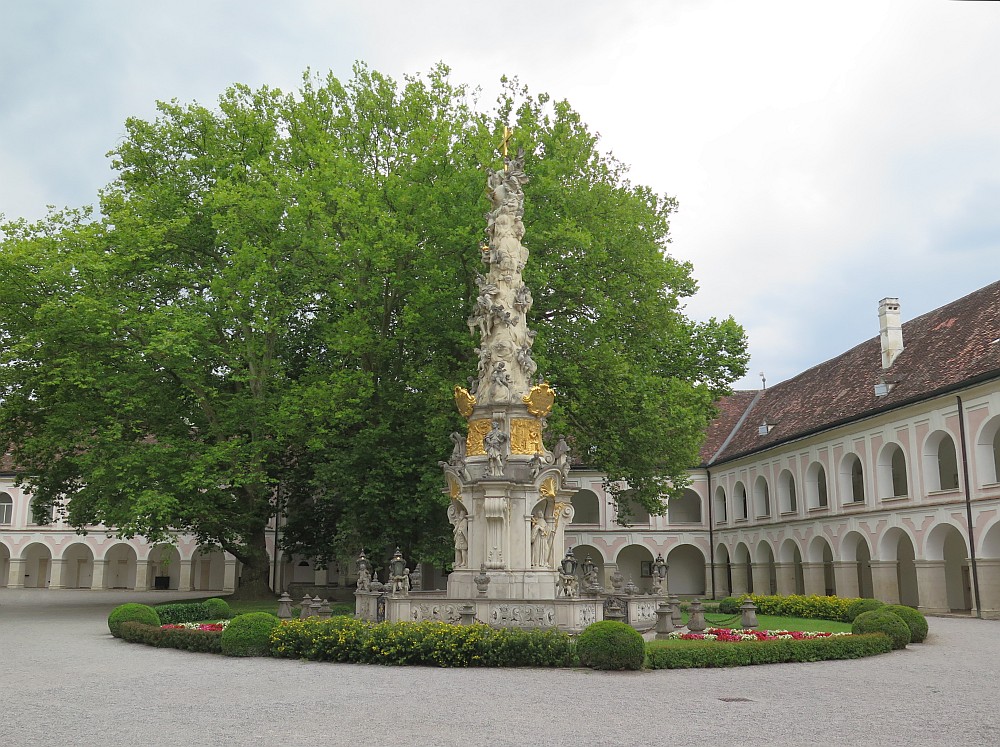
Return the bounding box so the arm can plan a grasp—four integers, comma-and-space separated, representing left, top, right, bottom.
147, 544, 181, 590
975, 415, 1000, 486
615, 544, 654, 590
923, 431, 959, 492
60, 543, 95, 589
666, 545, 706, 595
777, 470, 797, 514
841, 531, 874, 598
0, 542, 10, 588
778, 538, 805, 595
752, 476, 771, 519
103, 544, 138, 589
714, 486, 727, 524
21, 542, 52, 588
879, 528, 919, 607
569, 489, 600, 525
926, 524, 972, 612
193, 546, 226, 591
0, 491, 13, 525
877, 443, 909, 499
807, 537, 836, 596
734, 481, 748, 520
616, 491, 650, 527
839, 453, 865, 504
714, 543, 732, 597
669, 489, 701, 524
292, 555, 315, 584
805, 462, 828, 509
734, 542, 752, 594
755, 540, 777, 595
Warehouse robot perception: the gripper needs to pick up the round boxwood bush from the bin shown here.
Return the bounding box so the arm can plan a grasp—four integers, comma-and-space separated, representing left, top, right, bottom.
718, 597, 741, 615
882, 604, 928, 643
576, 620, 645, 670
852, 609, 910, 650
220, 612, 279, 657
108, 603, 161, 638
202, 597, 232, 619
845, 598, 884, 622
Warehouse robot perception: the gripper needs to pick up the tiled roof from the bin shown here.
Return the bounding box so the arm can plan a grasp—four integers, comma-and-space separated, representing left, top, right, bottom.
703, 279, 1000, 466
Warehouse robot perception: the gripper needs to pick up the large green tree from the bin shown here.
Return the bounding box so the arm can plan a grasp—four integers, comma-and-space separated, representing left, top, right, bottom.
0, 64, 747, 594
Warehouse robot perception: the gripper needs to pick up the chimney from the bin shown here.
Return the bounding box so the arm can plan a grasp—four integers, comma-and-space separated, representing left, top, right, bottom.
878, 297, 903, 369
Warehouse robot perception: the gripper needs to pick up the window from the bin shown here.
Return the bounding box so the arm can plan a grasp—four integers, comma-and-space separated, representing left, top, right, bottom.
0, 492, 12, 525
734, 482, 748, 520
714, 486, 727, 523
778, 470, 797, 513
839, 454, 865, 504
753, 476, 771, 518
877, 443, 908, 499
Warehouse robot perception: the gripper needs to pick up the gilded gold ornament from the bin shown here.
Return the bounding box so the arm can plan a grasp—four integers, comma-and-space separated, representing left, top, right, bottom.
448, 476, 461, 498
522, 382, 556, 417
540, 477, 557, 499
466, 419, 491, 456
509, 418, 544, 455
453, 385, 476, 418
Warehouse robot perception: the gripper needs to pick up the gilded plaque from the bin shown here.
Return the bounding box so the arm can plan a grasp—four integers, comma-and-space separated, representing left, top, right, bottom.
453, 385, 476, 418
510, 418, 544, 455
522, 382, 556, 417
466, 419, 491, 456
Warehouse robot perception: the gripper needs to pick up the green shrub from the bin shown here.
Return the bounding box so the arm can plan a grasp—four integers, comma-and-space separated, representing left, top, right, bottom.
576, 621, 645, 671
119, 621, 223, 653
269, 617, 577, 667
882, 604, 928, 643
845, 598, 885, 622
645, 633, 893, 669
108, 603, 161, 637
727, 594, 858, 621
153, 602, 211, 625
221, 612, 280, 657
330, 602, 355, 617
852, 610, 910, 649
718, 597, 741, 614
202, 598, 232, 619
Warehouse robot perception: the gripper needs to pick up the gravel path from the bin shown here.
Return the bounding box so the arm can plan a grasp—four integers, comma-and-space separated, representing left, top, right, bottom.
2, 589, 997, 746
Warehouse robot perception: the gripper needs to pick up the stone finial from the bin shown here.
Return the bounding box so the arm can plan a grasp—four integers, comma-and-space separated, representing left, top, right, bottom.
276, 592, 293, 620
299, 594, 313, 619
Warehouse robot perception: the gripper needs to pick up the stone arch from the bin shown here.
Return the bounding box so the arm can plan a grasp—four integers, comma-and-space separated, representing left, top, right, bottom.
754, 540, 777, 595
806, 536, 836, 595
193, 546, 226, 591
20, 542, 52, 588
877, 442, 909, 499
733, 542, 752, 594
777, 469, 797, 514
291, 555, 315, 584
975, 414, 1000, 486
752, 475, 771, 519
925, 523, 972, 612
714, 543, 732, 597
147, 544, 182, 590
617, 490, 650, 526
840, 531, 874, 598
569, 489, 600, 525
614, 543, 654, 588
804, 462, 829, 509
714, 485, 727, 524
923, 430, 959, 492
980, 520, 1000, 558
670, 489, 702, 524
59, 542, 95, 589
838, 453, 865, 505
878, 527, 919, 607
0, 541, 10, 588
778, 538, 805, 595
666, 544, 705, 595
103, 543, 138, 589
734, 481, 748, 520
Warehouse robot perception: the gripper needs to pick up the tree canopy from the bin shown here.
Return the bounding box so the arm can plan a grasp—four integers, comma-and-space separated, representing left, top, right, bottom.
0, 63, 747, 594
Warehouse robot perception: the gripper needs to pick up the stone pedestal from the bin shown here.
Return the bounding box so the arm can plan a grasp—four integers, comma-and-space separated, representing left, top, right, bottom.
801, 562, 826, 596
913, 560, 949, 614
869, 560, 900, 604
775, 562, 797, 596
832, 561, 860, 598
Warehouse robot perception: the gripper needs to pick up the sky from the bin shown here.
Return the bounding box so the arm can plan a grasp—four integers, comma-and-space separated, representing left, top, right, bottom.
2, 0, 999, 389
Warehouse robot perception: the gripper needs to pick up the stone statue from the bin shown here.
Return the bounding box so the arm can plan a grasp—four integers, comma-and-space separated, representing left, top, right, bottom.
484, 420, 509, 477
490, 361, 513, 403
450, 505, 469, 568
558, 569, 578, 598
409, 564, 423, 592
356, 567, 371, 592
529, 452, 543, 479
552, 435, 571, 476
448, 431, 466, 467
530, 510, 549, 568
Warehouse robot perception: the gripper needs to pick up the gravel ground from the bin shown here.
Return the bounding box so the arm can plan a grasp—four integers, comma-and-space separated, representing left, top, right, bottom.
1, 589, 997, 747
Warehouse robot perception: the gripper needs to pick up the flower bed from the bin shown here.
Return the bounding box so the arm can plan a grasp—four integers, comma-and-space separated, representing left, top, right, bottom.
161, 621, 229, 632
666, 627, 850, 642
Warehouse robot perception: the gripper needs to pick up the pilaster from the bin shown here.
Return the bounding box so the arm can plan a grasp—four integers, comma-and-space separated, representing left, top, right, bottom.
869, 560, 900, 604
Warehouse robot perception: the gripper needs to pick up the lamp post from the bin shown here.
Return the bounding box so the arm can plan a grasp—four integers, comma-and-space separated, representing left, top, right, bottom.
652, 552, 668, 594
389, 547, 407, 596
559, 549, 579, 597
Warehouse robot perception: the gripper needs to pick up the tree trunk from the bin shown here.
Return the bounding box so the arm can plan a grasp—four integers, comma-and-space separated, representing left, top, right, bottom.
228, 525, 275, 600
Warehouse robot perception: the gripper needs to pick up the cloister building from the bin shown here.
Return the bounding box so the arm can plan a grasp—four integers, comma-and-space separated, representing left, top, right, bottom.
4, 280, 1000, 618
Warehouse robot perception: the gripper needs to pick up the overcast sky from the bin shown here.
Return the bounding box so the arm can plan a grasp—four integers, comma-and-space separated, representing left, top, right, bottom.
3, 0, 999, 389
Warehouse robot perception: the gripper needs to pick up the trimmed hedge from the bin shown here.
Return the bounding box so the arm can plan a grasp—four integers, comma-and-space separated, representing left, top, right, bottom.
845, 598, 885, 622
221, 613, 280, 657
727, 594, 862, 622
852, 610, 910, 650
108, 603, 161, 637
576, 621, 645, 671
270, 618, 577, 668
646, 633, 893, 669
153, 599, 233, 625
202, 598, 233, 619
882, 605, 928, 643
119, 621, 223, 653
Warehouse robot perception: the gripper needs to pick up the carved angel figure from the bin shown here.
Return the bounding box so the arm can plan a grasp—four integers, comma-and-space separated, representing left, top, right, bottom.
484, 420, 509, 477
